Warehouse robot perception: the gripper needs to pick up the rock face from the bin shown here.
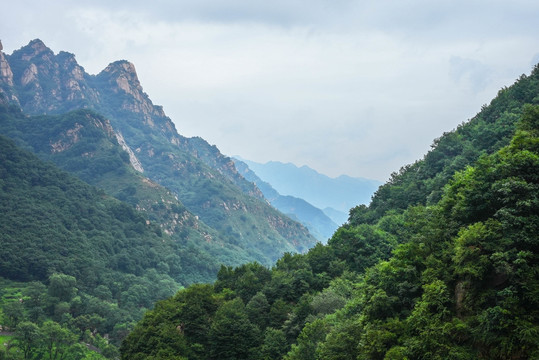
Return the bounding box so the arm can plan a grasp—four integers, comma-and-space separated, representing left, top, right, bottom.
115, 131, 144, 173
0, 53, 13, 86
0, 50, 17, 103
0, 39, 317, 264
96, 61, 168, 127
4, 39, 100, 113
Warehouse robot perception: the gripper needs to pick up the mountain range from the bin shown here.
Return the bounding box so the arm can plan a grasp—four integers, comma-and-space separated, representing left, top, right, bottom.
233, 158, 340, 241
237, 158, 382, 222
0, 39, 330, 355
0, 38, 537, 359
0, 39, 317, 272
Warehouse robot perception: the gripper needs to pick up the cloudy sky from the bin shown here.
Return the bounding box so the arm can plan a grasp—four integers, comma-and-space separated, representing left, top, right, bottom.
2, 1, 539, 181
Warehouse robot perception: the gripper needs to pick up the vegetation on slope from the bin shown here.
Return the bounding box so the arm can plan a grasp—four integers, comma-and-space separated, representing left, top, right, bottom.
0, 134, 187, 357
355, 66, 539, 223
121, 69, 539, 359
0, 104, 272, 282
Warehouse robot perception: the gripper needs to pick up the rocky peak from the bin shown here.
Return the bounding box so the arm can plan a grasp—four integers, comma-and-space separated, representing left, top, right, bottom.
96, 60, 169, 129
12, 39, 54, 63
3, 39, 101, 113
57, 51, 85, 79
0, 42, 18, 104
0, 52, 13, 84
100, 60, 142, 97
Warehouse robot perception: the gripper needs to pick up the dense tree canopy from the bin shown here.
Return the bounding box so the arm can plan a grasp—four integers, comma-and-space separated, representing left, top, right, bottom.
121, 69, 539, 359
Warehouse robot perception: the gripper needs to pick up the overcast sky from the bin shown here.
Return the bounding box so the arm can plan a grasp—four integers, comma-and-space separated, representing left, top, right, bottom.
2, 1, 539, 181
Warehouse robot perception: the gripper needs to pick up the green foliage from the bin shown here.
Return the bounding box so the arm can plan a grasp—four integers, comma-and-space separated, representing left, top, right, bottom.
328, 224, 397, 273
5, 41, 539, 360
209, 298, 259, 360
351, 65, 539, 224
0, 103, 309, 283
15, 321, 41, 360
259, 328, 288, 360
2, 318, 107, 360
0, 134, 185, 353
122, 74, 539, 359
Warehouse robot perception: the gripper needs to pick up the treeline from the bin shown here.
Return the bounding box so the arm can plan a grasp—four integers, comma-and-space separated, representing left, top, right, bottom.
357, 67, 539, 222
121, 69, 539, 359
0, 104, 221, 284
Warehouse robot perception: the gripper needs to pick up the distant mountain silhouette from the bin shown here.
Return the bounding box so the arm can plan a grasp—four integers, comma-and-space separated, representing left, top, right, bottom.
233, 158, 339, 242
236, 158, 381, 214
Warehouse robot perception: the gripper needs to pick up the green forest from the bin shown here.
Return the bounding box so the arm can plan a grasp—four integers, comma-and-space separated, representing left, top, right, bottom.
120, 68, 539, 359
0, 133, 189, 358
0, 39, 538, 359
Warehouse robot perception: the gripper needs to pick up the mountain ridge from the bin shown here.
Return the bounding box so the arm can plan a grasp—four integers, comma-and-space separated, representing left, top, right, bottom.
0, 39, 317, 266
233, 157, 339, 241
236, 158, 381, 214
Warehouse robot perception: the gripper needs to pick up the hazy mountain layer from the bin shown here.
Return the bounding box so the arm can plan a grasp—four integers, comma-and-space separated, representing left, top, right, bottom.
238, 158, 381, 213
234, 158, 339, 241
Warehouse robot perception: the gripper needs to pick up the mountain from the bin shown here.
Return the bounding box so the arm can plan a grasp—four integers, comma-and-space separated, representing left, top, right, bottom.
121, 65, 539, 359
350, 68, 539, 225
233, 158, 338, 241
236, 158, 381, 214
321, 206, 349, 225
0, 104, 276, 283
0, 39, 317, 266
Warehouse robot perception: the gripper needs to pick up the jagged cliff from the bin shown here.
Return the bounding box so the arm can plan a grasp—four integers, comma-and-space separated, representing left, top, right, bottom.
0, 39, 317, 265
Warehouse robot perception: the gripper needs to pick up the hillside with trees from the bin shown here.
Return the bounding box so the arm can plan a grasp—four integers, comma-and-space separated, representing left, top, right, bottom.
0, 39, 320, 359
121, 66, 539, 359
0, 134, 184, 357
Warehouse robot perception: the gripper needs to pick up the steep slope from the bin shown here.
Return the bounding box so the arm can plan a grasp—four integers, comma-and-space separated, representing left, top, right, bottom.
351, 65, 539, 224
234, 157, 339, 241
121, 66, 539, 360
0, 104, 265, 283
0, 132, 182, 310
0, 39, 316, 264
238, 158, 381, 214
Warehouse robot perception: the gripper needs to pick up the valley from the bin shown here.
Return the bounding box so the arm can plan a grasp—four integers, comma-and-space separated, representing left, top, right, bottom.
0, 38, 538, 359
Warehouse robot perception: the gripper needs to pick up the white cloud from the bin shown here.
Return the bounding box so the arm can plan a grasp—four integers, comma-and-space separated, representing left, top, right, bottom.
1, 1, 539, 181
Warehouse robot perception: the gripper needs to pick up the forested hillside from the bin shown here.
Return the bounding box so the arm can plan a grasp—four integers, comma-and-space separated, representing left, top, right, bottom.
0, 40, 319, 359
354, 68, 539, 224
0, 133, 185, 357
121, 67, 539, 359
0, 104, 284, 281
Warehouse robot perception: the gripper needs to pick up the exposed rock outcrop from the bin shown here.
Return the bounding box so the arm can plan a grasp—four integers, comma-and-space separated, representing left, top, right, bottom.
115, 131, 144, 172
0, 51, 18, 104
